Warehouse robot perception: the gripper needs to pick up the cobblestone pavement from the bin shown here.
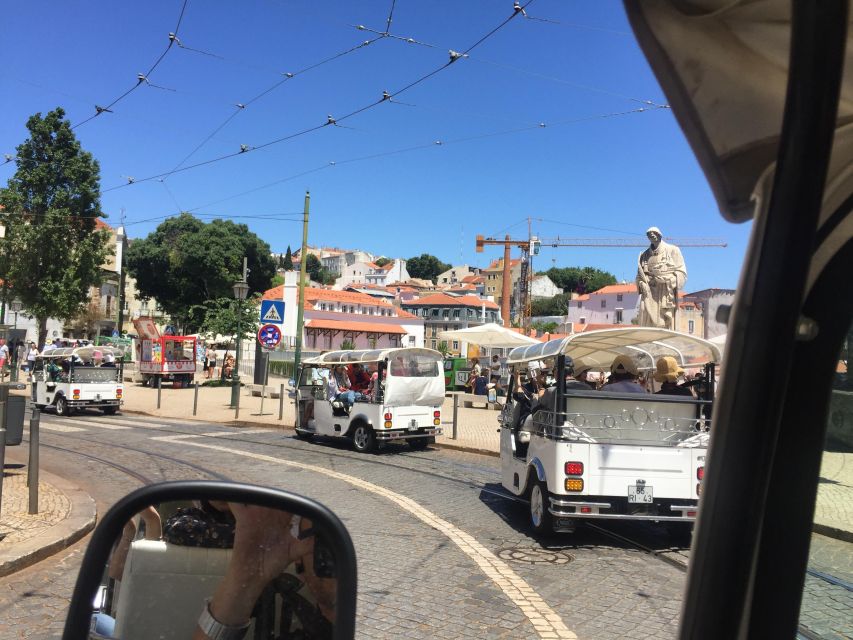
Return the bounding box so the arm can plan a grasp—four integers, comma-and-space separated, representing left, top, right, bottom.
798, 534, 853, 639
0, 411, 849, 639
0, 467, 70, 545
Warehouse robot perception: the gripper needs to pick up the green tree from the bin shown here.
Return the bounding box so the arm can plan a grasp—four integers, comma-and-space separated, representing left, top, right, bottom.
0, 108, 111, 347
531, 293, 573, 317
531, 321, 558, 334
282, 246, 293, 270
126, 213, 276, 331
340, 339, 355, 350
543, 266, 617, 294
436, 340, 451, 357
192, 296, 259, 343
407, 253, 451, 282
374, 257, 391, 267
305, 254, 323, 282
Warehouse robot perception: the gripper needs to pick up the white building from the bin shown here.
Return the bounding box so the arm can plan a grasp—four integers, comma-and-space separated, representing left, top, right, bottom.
436, 265, 481, 287
321, 249, 375, 276
530, 274, 562, 300
566, 283, 640, 326
335, 259, 410, 289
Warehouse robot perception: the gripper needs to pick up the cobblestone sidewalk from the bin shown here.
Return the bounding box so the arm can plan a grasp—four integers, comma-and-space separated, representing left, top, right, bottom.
0, 467, 70, 545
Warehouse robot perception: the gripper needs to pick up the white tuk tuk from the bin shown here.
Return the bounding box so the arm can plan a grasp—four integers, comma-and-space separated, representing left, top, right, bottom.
31, 346, 124, 416
499, 327, 721, 533
294, 348, 445, 453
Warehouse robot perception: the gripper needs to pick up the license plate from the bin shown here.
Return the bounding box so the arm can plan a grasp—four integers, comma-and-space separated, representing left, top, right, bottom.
409, 419, 418, 431
628, 485, 653, 503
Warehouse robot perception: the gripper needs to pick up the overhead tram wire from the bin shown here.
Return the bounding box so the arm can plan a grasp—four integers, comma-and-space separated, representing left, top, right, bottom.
72, 0, 189, 130
183, 105, 662, 216
161, 36, 384, 178
103, 0, 537, 193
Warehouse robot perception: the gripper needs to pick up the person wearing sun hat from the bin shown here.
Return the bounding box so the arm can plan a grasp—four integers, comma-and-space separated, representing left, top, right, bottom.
572, 359, 597, 390
653, 356, 694, 396
601, 354, 647, 394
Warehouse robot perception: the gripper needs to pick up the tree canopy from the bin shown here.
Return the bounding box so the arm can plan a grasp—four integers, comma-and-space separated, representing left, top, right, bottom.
374, 257, 391, 267
407, 253, 451, 282
542, 266, 617, 294
531, 293, 574, 317
0, 108, 111, 346
126, 213, 276, 331
282, 246, 293, 270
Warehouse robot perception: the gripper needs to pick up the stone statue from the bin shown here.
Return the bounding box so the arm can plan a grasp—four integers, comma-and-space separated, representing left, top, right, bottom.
636, 227, 687, 329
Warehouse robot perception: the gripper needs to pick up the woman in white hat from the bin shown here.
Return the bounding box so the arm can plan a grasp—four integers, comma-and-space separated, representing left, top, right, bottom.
653, 356, 694, 396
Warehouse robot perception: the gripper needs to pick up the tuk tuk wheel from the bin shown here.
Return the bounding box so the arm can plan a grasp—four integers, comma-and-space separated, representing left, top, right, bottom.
529, 480, 553, 534
102, 406, 118, 416
351, 424, 375, 453
54, 395, 70, 417
295, 429, 314, 442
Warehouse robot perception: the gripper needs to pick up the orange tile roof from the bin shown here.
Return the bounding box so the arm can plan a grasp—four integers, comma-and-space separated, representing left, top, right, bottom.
589, 283, 637, 295
305, 319, 407, 334
575, 294, 590, 301
485, 258, 521, 271
461, 275, 484, 284
404, 293, 499, 309
262, 285, 417, 318
95, 218, 112, 230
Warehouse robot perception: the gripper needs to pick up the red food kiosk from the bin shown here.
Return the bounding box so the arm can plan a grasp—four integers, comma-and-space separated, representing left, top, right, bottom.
132, 317, 197, 387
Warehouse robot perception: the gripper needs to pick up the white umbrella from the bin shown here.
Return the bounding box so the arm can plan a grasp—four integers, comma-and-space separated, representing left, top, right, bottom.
438, 323, 540, 347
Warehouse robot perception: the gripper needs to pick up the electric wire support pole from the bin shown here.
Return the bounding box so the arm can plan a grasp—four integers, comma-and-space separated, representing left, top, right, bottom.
293, 192, 310, 395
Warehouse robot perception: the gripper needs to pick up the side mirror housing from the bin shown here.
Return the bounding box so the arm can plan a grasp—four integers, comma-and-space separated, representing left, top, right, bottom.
64, 481, 357, 639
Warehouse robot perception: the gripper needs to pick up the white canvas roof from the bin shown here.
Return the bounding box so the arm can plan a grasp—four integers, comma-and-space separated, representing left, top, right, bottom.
40, 346, 124, 359
303, 347, 443, 365
438, 323, 540, 347
506, 327, 721, 371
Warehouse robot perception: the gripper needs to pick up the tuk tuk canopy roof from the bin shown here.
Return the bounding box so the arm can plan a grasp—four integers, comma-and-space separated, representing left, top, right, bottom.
303, 347, 443, 365
39, 346, 124, 359
506, 328, 722, 370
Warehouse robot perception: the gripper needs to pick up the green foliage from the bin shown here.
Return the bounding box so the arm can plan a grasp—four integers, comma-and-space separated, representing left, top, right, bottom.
191, 296, 260, 342
271, 273, 284, 287
436, 340, 450, 356
0, 108, 111, 345
407, 253, 451, 283
282, 246, 293, 270
340, 339, 355, 350
531, 321, 559, 334
531, 293, 574, 317
126, 213, 276, 331
268, 360, 296, 378
543, 266, 617, 294
374, 257, 391, 267
305, 254, 323, 281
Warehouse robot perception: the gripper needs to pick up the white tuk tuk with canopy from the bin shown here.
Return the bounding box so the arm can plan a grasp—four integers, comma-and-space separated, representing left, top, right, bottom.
499, 327, 721, 534
293, 347, 444, 453
31, 346, 125, 416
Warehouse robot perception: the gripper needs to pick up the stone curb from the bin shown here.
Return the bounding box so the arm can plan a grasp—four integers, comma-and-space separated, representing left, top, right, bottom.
0, 455, 97, 578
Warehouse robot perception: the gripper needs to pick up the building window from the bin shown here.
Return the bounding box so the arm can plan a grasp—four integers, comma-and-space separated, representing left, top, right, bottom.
577, 301, 582, 308
452, 341, 459, 350
443, 324, 448, 332
408, 335, 416, 345
617, 293, 623, 302
320, 303, 326, 311
580, 317, 586, 325
453, 310, 460, 319
467, 309, 474, 318
431, 339, 437, 348
615, 310, 623, 324
432, 309, 439, 317
689, 320, 695, 334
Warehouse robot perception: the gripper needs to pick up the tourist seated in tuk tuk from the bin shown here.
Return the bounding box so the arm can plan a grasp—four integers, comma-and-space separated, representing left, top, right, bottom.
654, 356, 694, 397
347, 363, 371, 392
600, 355, 647, 393
564, 356, 594, 392
327, 364, 364, 409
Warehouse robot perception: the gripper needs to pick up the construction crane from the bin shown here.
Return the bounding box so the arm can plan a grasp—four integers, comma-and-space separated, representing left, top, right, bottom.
476, 232, 727, 328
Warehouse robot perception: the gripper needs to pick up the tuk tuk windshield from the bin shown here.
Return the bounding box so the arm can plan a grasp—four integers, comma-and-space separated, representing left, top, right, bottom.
388, 354, 442, 378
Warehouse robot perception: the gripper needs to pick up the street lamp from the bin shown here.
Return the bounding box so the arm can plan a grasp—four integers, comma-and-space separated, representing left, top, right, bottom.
230, 279, 250, 408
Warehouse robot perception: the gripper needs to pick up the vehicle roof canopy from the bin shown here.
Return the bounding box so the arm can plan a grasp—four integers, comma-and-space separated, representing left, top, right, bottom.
303, 347, 443, 365
39, 346, 124, 359
506, 327, 721, 370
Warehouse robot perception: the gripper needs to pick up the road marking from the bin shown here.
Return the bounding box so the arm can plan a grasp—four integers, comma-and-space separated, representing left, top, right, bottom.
40, 423, 87, 433
48, 418, 130, 431
157, 434, 577, 639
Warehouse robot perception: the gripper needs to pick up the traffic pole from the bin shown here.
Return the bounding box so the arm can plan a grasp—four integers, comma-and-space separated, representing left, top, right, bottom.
452, 393, 459, 440
293, 192, 310, 396
0, 391, 7, 519
193, 381, 199, 416
27, 406, 39, 514
156, 376, 162, 409
278, 383, 284, 421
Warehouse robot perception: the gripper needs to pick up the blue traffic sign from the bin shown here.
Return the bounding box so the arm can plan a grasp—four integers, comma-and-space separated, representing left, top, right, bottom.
259, 299, 285, 325
257, 324, 282, 349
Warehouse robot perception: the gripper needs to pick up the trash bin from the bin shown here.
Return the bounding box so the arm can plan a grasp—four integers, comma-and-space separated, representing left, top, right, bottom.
4, 395, 25, 446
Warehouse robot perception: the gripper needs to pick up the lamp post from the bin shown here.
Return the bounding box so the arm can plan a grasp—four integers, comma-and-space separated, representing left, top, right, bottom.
9, 299, 22, 382
230, 279, 250, 408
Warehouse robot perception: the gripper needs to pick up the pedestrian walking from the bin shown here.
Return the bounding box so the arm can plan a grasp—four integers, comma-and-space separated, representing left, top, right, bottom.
204, 344, 216, 379
0, 339, 8, 381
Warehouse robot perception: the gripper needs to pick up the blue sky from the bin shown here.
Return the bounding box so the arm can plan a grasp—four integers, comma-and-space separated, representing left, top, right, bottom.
1, 0, 751, 291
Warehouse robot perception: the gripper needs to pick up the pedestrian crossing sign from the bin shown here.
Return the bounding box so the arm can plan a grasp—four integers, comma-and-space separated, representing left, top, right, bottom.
260, 300, 285, 325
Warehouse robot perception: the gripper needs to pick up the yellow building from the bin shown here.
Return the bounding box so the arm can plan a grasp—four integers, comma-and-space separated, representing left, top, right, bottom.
482, 258, 522, 309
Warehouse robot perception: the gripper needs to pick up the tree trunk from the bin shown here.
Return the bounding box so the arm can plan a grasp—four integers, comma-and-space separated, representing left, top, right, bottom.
37, 317, 48, 351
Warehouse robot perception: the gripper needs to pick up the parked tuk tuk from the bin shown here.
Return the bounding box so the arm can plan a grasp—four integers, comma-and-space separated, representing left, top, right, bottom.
293, 347, 444, 453
499, 327, 721, 533
132, 317, 197, 388
31, 346, 124, 416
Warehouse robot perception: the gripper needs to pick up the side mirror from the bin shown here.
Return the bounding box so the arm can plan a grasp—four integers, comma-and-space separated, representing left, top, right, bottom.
65, 481, 357, 639
288, 378, 296, 388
